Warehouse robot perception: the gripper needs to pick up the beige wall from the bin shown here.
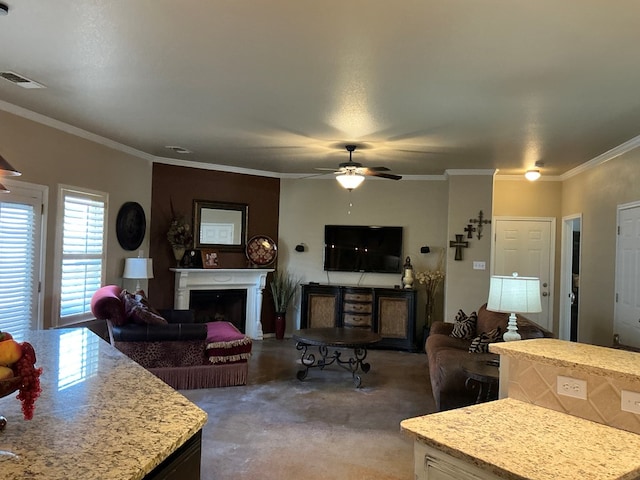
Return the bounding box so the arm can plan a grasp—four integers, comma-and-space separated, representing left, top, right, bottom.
444, 174, 494, 321
0, 110, 152, 329
278, 177, 449, 335
561, 152, 640, 346
493, 178, 563, 332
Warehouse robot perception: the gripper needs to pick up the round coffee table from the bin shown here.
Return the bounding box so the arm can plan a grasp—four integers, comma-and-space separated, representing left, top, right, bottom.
292, 328, 381, 387
462, 354, 500, 404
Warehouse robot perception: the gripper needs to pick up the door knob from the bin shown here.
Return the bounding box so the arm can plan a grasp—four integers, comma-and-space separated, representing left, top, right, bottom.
542, 292, 549, 297
542, 282, 548, 288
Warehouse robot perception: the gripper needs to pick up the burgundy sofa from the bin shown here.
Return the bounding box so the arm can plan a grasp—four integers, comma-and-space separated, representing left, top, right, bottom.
91, 285, 251, 389
426, 303, 553, 411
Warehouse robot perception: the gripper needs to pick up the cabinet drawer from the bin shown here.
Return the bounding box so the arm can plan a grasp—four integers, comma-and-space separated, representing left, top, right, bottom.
343, 302, 372, 314
343, 313, 372, 328
344, 292, 373, 302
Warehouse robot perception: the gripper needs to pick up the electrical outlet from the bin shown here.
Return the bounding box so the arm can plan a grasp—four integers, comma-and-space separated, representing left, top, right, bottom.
473, 261, 486, 270
556, 375, 587, 400
621, 390, 640, 414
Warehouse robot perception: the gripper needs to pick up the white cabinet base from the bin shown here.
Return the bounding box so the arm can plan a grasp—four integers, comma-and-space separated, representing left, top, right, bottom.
414, 441, 502, 480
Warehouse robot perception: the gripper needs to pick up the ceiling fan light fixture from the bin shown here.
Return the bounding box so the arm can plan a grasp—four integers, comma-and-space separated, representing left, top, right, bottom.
336, 172, 365, 190
525, 169, 541, 181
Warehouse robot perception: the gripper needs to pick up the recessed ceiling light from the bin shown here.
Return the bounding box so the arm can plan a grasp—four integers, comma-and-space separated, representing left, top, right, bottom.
0, 4, 8, 16
165, 146, 192, 154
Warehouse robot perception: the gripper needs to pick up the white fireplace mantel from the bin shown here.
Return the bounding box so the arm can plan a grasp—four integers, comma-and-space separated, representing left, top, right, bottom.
170, 268, 274, 340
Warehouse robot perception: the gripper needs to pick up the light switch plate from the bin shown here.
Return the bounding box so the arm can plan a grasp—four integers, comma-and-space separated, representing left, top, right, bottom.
557, 375, 587, 399
473, 261, 486, 270
621, 390, 640, 414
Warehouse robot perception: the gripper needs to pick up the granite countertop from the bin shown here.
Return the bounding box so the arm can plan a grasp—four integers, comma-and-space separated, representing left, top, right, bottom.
490, 338, 640, 382
401, 398, 640, 480
0, 329, 207, 480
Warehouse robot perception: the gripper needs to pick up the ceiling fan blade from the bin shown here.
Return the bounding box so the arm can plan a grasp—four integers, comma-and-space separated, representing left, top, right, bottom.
314, 167, 340, 172
363, 166, 390, 172
367, 171, 402, 180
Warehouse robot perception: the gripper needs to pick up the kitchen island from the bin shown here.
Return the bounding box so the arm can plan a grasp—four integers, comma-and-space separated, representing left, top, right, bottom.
401, 398, 640, 480
0, 328, 207, 480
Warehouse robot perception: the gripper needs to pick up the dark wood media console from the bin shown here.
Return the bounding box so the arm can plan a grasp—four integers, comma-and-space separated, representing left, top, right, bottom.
300, 284, 417, 351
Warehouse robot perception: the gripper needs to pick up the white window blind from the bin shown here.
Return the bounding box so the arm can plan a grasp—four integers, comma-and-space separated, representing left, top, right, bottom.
0, 201, 36, 341
58, 188, 107, 325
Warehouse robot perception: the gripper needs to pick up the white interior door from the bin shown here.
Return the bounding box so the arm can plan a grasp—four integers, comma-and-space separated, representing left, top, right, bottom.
492, 218, 555, 331
614, 203, 640, 348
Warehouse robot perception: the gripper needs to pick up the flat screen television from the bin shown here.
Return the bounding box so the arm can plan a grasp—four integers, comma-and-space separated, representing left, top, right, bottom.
324, 225, 403, 274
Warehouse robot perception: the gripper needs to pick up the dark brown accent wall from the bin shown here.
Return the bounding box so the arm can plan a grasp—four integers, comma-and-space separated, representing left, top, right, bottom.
148, 163, 280, 333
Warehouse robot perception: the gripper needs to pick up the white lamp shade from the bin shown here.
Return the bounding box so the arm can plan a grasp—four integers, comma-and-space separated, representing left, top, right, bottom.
487, 273, 541, 314
336, 173, 365, 190
123, 258, 154, 280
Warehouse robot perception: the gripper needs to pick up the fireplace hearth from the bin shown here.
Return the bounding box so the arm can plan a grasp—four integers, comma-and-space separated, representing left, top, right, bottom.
171, 268, 273, 339
190, 289, 247, 333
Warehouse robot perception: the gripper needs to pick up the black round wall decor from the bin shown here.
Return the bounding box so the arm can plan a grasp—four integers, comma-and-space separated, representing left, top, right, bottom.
116, 202, 146, 251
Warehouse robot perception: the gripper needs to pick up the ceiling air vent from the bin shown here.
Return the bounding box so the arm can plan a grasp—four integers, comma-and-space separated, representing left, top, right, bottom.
0, 71, 46, 89
165, 146, 192, 154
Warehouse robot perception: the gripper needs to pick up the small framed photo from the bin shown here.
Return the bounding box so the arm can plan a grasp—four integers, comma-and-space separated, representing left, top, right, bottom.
201, 249, 219, 269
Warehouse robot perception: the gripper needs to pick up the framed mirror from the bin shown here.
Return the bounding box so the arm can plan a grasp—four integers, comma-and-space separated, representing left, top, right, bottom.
193, 200, 248, 251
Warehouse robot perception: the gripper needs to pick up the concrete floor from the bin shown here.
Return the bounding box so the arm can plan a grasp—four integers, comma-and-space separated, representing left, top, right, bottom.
181, 338, 434, 480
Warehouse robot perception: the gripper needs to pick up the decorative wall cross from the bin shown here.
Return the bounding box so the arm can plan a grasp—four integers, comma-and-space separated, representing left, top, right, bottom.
469, 210, 491, 240
464, 224, 476, 239
449, 234, 469, 261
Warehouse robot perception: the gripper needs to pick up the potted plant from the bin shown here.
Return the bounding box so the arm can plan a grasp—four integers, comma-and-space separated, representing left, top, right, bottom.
269, 270, 299, 339
166, 203, 193, 265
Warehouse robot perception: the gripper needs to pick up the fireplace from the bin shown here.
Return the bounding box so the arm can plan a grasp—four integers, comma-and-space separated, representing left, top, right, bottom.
171, 268, 273, 339
189, 289, 247, 333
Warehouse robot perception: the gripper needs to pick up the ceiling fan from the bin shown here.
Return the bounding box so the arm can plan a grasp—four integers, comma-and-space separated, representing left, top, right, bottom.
316, 145, 402, 190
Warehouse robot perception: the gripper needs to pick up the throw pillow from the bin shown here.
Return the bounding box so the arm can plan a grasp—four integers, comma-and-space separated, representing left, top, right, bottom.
468, 327, 502, 353
121, 290, 168, 325
450, 310, 477, 340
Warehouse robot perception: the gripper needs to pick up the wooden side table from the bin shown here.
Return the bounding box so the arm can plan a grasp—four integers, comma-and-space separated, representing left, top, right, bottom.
462, 354, 500, 404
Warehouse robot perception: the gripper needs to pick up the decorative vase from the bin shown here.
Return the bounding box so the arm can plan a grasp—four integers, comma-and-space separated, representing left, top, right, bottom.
172, 246, 186, 266
425, 296, 435, 327
275, 312, 286, 340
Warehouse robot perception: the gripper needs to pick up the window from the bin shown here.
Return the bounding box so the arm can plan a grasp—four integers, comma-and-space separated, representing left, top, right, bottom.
55, 186, 108, 327
0, 180, 45, 341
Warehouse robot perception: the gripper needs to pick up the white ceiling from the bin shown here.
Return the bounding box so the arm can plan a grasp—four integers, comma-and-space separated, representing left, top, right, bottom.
1, 1, 640, 178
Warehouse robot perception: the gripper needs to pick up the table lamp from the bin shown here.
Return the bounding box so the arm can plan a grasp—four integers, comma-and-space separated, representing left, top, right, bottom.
123, 257, 154, 292
487, 272, 542, 341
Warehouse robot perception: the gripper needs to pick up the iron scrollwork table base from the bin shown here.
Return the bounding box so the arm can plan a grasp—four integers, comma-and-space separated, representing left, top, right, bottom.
292, 328, 382, 388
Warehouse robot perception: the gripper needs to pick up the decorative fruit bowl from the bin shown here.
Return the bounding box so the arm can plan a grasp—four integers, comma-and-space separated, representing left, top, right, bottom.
0, 376, 21, 398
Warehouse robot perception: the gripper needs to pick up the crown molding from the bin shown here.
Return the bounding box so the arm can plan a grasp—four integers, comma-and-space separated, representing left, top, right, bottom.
445, 169, 497, 176
2, 99, 638, 181
560, 133, 640, 180
0, 100, 155, 162
153, 156, 281, 178
494, 174, 562, 182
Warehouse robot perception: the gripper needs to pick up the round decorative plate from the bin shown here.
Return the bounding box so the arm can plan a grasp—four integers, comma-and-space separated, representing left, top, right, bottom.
116, 202, 146, 251
245, 235, 277, 266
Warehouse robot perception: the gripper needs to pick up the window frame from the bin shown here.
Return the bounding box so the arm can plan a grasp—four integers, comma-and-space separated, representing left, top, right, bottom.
0, 179, 47, 337
53, 185, 108, 327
